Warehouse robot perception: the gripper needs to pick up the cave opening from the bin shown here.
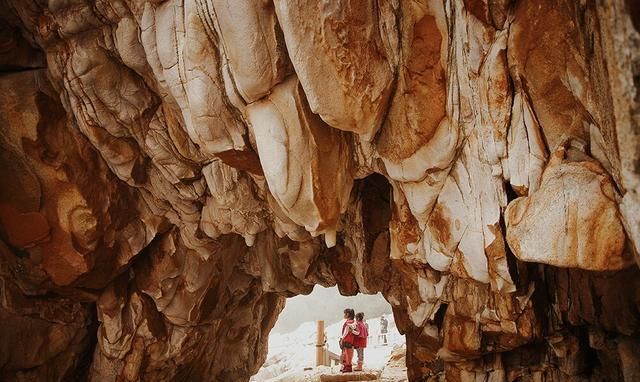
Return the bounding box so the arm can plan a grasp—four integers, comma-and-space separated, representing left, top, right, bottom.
250, 173, 409, 381
252, 285, 406, 381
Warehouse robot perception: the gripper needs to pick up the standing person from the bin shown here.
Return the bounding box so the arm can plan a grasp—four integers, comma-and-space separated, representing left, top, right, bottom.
353, 312, 369, 371
379, 315, 388, 345
339, 308, 358, 373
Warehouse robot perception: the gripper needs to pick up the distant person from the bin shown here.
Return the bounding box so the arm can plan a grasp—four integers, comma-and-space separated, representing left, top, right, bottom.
339, 308, 359, 373
353, 312, 369, 371
379, 315, 388, 345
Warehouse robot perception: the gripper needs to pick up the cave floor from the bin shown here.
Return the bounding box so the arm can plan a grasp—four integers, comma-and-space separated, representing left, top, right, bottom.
263, 346, 408, 382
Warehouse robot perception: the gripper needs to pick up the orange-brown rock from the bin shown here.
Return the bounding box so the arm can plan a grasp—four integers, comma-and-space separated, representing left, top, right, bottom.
273, 0, 395, 137
0, 0, 638, 381
506, 145, 633, 270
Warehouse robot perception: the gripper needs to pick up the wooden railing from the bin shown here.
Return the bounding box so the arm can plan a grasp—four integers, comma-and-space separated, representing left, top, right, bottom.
316, 320, 341, 367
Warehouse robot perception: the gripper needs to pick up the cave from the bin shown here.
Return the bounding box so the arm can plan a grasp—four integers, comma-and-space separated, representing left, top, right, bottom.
0, 0, 639, 381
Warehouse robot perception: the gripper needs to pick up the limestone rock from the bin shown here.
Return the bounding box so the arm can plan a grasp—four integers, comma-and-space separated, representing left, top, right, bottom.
505, 146, 633, 270
247, 76, 353, 242
199, 159, 269, 245
273, 0, 395, 137
0, 0, 639, 381
212, 0, 292, 103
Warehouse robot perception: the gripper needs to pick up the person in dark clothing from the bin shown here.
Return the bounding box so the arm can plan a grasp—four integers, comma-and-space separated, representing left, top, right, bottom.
379, 315, 388, 345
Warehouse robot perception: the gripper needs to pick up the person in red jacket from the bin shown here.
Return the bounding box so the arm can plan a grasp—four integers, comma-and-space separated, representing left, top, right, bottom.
339, 308, 358, 372
353, 312, 369, 371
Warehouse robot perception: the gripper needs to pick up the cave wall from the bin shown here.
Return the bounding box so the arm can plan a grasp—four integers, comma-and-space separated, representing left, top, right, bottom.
0, 0, 639, 381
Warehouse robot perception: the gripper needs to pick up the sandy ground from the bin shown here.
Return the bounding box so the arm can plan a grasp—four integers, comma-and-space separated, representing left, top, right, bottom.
251, 345, 408, 382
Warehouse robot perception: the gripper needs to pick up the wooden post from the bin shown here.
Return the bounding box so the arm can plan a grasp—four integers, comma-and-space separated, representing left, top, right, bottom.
316, 320, 325, 366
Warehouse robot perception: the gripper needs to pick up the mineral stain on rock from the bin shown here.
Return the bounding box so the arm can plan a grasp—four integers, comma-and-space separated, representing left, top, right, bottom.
0, 0, 639, 381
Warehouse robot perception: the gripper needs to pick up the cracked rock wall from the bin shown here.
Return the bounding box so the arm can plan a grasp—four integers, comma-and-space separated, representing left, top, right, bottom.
0, 0, 639, 381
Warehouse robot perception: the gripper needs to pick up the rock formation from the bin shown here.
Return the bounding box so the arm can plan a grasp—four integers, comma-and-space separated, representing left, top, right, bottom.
0, 0, 639, 381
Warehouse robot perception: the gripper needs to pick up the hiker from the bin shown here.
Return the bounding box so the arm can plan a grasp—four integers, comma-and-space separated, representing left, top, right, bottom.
379, 315, 388, 345
353, 312, 369, 371
339, 308, 359, 373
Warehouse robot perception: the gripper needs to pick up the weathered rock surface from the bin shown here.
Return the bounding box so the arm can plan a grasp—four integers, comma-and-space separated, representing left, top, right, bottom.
273, 0, 394, 137
506, 145, 632, 270
0, 0, 638, 381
